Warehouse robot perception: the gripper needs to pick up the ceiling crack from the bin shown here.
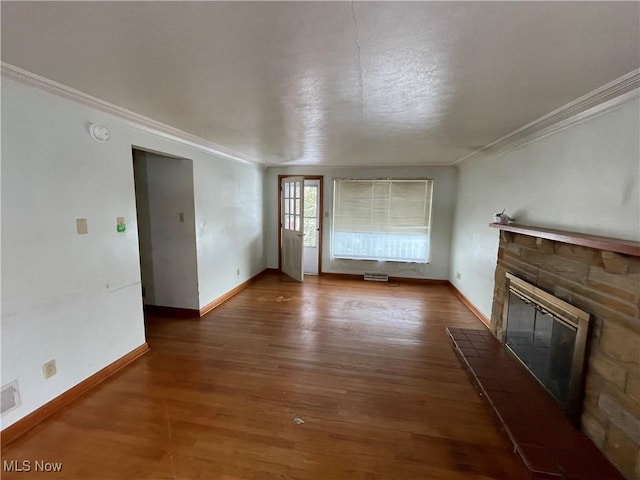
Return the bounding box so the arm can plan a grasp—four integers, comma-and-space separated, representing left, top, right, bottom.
351, 1, 365, 124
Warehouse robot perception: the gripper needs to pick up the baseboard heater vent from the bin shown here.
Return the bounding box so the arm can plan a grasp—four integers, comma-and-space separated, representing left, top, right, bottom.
1, 380, 21, 415
364, 273, 389, 282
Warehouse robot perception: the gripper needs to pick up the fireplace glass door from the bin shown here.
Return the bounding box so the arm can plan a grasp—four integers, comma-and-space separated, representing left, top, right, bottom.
505, 291, 577, 408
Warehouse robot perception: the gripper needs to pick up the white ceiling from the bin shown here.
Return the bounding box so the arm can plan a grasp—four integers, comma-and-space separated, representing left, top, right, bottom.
2, 2, 638, 167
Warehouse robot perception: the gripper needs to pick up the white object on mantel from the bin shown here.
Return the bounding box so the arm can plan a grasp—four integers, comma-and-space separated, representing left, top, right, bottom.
494, 213, 513, 224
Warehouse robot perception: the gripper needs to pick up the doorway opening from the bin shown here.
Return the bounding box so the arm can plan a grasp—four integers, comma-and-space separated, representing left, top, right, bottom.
303, 179, 320, 275
278, 175, 323, 281
132, 148, 199, 311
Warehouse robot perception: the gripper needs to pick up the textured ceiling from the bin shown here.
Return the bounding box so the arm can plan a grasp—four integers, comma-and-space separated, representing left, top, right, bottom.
2, 2, 639, 166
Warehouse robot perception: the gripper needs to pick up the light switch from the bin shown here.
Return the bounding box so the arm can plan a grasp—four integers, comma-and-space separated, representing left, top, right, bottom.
76, 218, 88, 235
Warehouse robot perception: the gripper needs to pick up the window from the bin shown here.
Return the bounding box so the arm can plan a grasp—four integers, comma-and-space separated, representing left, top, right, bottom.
283, 180, 301, 232
332, 179, 433, 263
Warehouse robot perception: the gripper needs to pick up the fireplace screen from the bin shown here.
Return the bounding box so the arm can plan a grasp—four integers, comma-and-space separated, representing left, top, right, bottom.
503, 274, 591, 421
506, 291, 576, 405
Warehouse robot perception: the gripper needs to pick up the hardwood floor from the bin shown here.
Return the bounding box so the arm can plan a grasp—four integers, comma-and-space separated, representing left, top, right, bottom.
1, 273, 529, 479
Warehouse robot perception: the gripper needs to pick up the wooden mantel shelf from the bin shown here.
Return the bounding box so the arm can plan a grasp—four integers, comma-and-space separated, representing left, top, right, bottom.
489, 223, 640, 257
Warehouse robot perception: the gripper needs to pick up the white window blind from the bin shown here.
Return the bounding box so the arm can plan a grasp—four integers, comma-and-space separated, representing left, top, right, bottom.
332, 179, 434, 263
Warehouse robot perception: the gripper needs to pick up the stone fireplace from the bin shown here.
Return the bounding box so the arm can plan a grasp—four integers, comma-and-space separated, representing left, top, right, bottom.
490, 224, 640, 479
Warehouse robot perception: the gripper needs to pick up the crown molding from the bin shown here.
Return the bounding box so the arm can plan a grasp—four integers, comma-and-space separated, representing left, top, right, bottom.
1, 62, 263, 167
4, 62, 637, 170
455, 69, 640, 166
264, 162, 454, 169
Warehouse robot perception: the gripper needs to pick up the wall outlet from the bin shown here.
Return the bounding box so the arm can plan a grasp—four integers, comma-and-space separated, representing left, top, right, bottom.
178, 212, 185, 223
236, 268, 240, 276
456, 271, 461, 280
42, 359, 57, 379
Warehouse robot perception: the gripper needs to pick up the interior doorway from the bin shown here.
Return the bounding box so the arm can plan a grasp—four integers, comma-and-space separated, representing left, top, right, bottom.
132, 148, 199, 310
278, 175, 323, 280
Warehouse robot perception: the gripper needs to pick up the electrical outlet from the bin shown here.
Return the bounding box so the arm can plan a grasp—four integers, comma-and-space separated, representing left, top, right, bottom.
42, 359, 57, 379
236, 268, 240, 276
178, 212, 185, 223
456, 271, 461, 280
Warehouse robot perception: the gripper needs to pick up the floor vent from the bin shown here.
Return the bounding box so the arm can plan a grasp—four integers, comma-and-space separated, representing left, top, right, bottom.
364, 273, 389, 282
1, 380, 21, 415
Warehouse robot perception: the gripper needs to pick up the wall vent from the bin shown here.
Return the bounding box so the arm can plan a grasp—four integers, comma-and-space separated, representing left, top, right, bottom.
1, 380, 21, 415
364, 273, 389, 282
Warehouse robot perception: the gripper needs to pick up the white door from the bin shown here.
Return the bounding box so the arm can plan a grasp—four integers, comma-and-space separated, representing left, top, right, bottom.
303, 179, 320, 275
281, 176, 304, 282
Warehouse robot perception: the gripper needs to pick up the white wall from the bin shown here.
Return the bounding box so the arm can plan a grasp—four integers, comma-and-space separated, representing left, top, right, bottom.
1, 77, 265, 429
194, 151, 265, 307
133, 151, 199, 310
265, 166, 457, 279
450, 98, 640, 318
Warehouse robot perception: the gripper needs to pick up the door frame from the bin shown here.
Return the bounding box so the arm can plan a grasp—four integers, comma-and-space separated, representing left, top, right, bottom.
278, 175, 323, 275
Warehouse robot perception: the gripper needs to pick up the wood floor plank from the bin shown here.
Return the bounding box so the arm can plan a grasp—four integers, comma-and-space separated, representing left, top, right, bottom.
1, 273, 529, 479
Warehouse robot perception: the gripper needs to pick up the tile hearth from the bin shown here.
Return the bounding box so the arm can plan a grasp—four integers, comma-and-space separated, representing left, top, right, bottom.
446, 326, 623, 479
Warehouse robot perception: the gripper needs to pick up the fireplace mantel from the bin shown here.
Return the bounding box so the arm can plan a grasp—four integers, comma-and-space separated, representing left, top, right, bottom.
489, 223, 640, 257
